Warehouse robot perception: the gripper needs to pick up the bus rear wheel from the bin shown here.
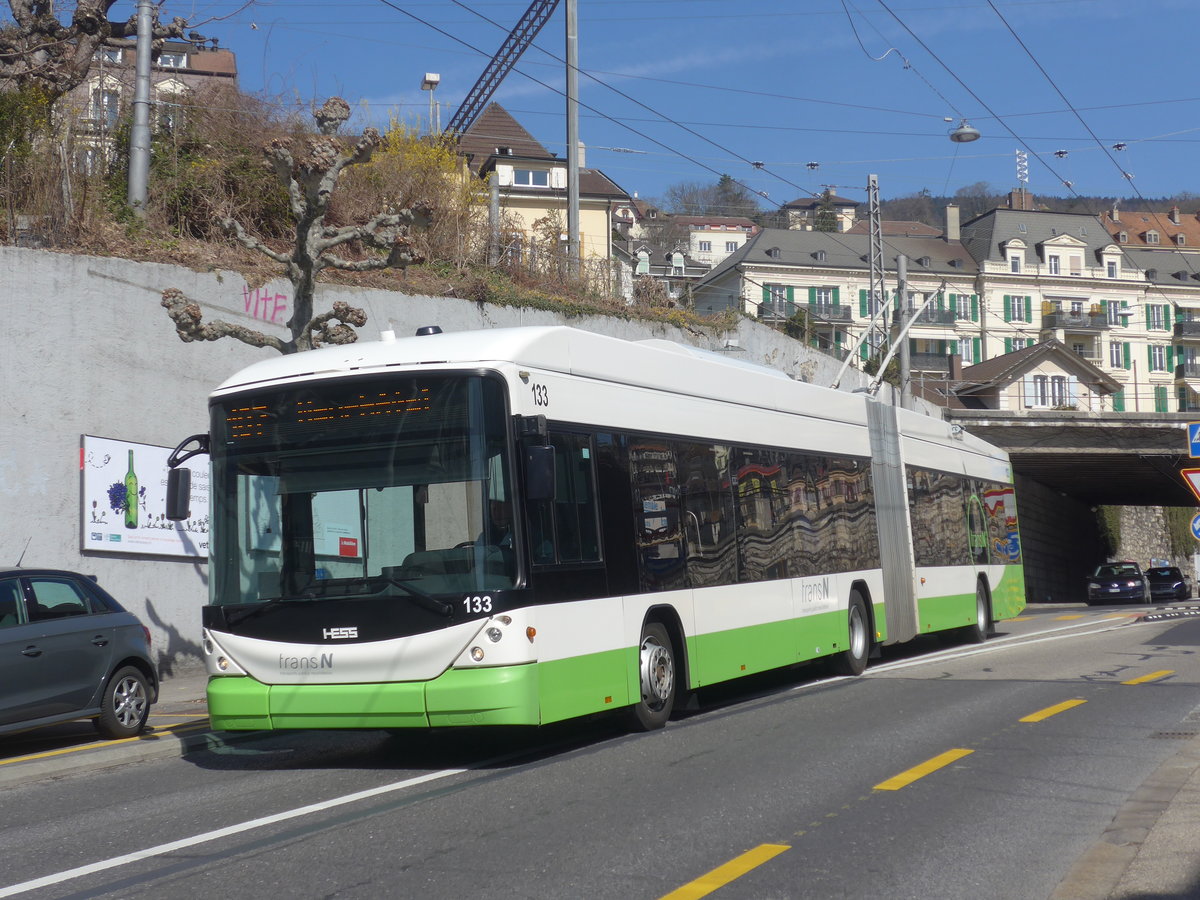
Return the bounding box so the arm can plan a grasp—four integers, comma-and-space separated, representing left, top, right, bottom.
831, 592, 870, 677
628, 622, 676, 731
959, 582, 990, 644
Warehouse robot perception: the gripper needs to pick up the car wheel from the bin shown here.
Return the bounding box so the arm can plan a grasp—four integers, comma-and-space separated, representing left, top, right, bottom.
96, 666, 151, 739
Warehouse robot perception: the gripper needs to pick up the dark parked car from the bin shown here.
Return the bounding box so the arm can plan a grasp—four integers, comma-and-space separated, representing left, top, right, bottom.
1146, 566, 1189, 602
0, 567, 158, 739
1086, 561, 1150, 605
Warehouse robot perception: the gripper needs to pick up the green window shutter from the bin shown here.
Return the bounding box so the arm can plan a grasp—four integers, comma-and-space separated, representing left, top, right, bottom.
936, 291, 945, 311
1024, 296, 1033, 323
1148, 346, 1154, 370
1113, 390, 1125, 412
834, 330, 843, 346
860, 343, 869, 362
1004, 337, 1013, 353
1155, 386, 1168, 413
762, 284, 771, 304
972, 337, 981, 361
1168, 345, 1175, 371
832, 287, 840, 305
1146, 304, 1153, 330
971, 294, 979, 321
1003, 295, 1011, 322
1122, 342, 1131, 370
807, 286, 816, 305
859, 289, 867, 317
1100, 300, 1108, 316
786, 286, 795, 303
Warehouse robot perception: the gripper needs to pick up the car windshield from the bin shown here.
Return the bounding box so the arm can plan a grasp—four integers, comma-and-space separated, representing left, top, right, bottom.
1147, 568, 1181, 579
1095, 564, 1140, 578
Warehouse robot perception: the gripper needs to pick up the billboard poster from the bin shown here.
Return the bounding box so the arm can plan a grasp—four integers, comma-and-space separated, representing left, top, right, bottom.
81, 435, 209, 558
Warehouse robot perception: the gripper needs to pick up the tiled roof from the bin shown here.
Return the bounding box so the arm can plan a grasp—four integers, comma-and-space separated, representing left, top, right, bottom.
782, 194, 858, 210
844, 220, 941, 237
700, 227, 977, 285
1101, 208, 1200, 251
456, 103, 553, 173
671, 215, 757, 229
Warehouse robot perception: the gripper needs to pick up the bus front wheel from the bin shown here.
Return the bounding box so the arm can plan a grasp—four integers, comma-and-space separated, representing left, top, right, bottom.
628, 622, 676, 731
831, 592, 870, 677
959, 582, 990, 644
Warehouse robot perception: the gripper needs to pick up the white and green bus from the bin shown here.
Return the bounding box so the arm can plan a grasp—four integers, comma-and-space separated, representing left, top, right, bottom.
167, 325, 1024, 733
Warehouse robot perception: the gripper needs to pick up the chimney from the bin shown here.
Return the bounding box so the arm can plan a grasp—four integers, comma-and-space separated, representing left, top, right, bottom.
945, 204, 960, 242
1110, 202, 1120, 223
577, 141, 586, 168
1007, 188, 1034, 211
1170, 205, 1181, 225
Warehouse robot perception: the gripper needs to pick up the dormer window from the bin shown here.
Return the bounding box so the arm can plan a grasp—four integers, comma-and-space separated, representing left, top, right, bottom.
1177, 234, 1187, 247
917, 256, 931, 267
1106, 260, 1118, 278
949, 258, 963, 268
767, 247, 781, 259
158, 51, 187, 68
1048, 254, 1060, 275
1118, 231, 1128, 243
814, 249, 826, 262
1146, 268, 1158, 280
1017, 223, 1027, 233
513, 168, 550, 188
1146, 230, 1160, 244
1009, 255, 1022, 273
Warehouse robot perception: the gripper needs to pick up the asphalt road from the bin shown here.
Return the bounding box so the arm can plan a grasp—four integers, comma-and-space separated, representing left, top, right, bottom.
2, 604, 1199, 899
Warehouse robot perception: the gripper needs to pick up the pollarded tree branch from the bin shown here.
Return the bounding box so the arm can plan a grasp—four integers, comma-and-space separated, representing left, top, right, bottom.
305, 300, 368, 348
218, 217, 292, 264
161, 288, 290, 353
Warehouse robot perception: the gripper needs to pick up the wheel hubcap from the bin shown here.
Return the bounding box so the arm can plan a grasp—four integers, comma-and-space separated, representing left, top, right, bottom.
976, 590, 987, 631
848, 605, 867, 659
639, 636, 673, 710
113, 676, 147, 728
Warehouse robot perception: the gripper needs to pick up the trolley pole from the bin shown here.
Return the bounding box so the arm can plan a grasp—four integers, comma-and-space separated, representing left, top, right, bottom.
896, 254, 911, 406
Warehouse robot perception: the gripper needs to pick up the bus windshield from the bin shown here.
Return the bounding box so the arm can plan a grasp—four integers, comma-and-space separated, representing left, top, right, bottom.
208, 373, 515, 607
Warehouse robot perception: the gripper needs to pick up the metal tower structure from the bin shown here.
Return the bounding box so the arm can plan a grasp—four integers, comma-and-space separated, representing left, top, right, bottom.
443, 0, 562, 137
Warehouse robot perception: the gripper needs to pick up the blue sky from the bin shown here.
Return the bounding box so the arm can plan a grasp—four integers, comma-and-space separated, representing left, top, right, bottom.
168, 0, 1199, 213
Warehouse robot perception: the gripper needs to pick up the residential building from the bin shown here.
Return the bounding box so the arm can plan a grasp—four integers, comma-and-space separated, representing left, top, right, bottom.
667, 215, 759, 268
455, 103, 630, 262
613, 239, 708, 305
62, 38, 238, 171
694, 193, 1200, 412
1100, 204, 1200, 254
780, 189, 859, 232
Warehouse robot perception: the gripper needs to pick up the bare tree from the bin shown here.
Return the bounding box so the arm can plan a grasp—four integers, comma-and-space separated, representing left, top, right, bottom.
162, 97, 433, 354
0, 1, 187, 99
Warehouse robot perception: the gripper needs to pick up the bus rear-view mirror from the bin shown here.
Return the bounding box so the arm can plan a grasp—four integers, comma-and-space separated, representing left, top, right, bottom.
166, 468, 192, 521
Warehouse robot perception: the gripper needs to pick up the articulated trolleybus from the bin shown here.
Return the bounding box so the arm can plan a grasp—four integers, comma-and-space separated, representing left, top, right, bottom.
167, 325, 1024, 733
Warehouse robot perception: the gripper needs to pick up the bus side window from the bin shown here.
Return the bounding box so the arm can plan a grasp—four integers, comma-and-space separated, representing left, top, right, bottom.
528, 433, 600, 565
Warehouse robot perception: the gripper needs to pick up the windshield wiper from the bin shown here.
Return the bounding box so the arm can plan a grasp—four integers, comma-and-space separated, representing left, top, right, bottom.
375, 575, 453, 617
224, 575, 452, 626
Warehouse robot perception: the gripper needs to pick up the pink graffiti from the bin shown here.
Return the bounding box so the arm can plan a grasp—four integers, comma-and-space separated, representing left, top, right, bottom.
243, 285, 289, 324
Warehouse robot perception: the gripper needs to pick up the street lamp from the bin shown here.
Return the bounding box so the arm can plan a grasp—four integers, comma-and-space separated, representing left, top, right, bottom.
949, 119, 980, 143
420, 73, 440, 134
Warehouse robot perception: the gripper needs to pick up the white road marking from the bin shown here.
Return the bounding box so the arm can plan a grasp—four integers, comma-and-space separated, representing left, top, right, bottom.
0, 767, 468, 897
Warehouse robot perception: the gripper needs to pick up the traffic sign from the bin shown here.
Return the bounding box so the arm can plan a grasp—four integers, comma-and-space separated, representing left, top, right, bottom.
1189, 423, 1200, 458
1191, 513, 1200, 542
1182, 468, 1200, 503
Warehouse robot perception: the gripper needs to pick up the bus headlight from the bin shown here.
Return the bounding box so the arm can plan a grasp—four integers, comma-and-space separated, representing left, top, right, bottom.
470, 647, 485, 662
485, 627, 503, 643
217, 656, 231, 671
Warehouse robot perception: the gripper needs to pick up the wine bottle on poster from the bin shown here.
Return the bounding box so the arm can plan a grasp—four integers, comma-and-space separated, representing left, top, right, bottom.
125, 449, 139, 529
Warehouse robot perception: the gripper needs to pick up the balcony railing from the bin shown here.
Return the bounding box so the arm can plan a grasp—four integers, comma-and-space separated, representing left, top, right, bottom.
1041, 312, 1108, 331
911, 308, 962, 326
1175, 321, 1200, 338
1175, 363, 1200, 380
910, 352, 951, 373
808, 303, 852, 323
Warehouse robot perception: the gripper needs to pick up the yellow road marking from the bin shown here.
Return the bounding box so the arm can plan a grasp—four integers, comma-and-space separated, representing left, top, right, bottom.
660, 844, 790, 900
1122, 670, 1174, 685
1055, 614, 1085, 620
1008, 615, 1032, 621
1102, 613, 1133, 619
874, 748, 973, 791
1020, 699, 1086, 722
0, 720, 209, 767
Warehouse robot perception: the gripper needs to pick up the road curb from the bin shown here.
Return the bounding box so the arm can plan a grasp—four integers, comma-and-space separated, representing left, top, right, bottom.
1049, 732, 1200, 899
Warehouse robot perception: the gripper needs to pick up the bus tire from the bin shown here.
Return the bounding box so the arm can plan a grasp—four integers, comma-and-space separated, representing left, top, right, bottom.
628, 622, 676, 731
959, 582, 990, 644
96, 666, 151, 739
831, 592, 870, 677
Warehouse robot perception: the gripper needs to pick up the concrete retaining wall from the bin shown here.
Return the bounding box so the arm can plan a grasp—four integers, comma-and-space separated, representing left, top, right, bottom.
2, 246, 895, 675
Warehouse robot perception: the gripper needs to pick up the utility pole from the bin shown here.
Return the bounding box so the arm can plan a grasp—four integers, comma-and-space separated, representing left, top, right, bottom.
126, 0, 153, 217
565, 0, 580, 277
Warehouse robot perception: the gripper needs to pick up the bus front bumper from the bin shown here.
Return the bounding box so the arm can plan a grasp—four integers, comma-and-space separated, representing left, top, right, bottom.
207, 664, 541, 730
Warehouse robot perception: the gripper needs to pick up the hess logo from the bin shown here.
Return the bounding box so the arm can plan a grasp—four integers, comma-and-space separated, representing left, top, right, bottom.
322, 627, 358, 640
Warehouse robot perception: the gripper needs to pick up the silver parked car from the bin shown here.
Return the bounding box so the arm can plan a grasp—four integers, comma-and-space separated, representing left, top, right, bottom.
0, 567, 158, 739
